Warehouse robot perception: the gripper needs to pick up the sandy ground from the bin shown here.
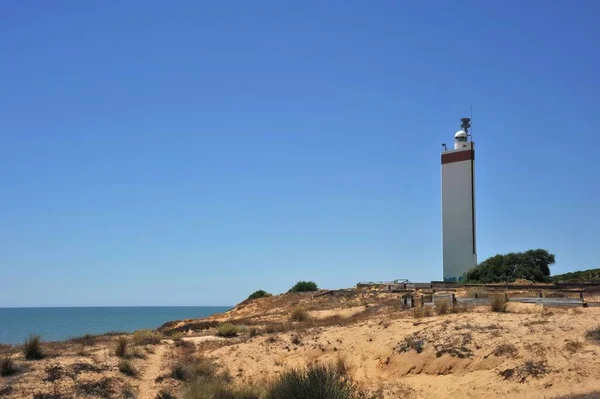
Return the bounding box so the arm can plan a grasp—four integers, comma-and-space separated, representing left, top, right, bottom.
3, 288, 600, 398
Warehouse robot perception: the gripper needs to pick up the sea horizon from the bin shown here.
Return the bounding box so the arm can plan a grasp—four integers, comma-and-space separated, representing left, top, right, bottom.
0, 306, 232, 345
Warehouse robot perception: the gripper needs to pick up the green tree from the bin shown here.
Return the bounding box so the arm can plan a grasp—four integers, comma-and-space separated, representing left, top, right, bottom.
289, 281, 318, 292
465, 249, 555, 283
247, 290, 270, 300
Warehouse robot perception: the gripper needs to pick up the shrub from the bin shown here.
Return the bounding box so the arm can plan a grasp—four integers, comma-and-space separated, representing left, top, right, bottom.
76, 377, 115, 397
0, 354, 16, 376
423, 306, 433, 317
247, 290, 271, 300
156, 390, 176, 399
290, 308, 310, 322
436, 300, 450, 315
183, 379, 260, 399
70, 334, 97, 346
490, 296, 508, 313
122, 384, 136, 399
119, 360, 137, 377
23, 334, 44, 360
289, 281, 318, 293
264, 363, 365, 399
171, 356, 217, 381
216, 323, 239, 338
291, 335, 302, 345
132, 330, 163, 345
116, 337, 128, 357
249, 328, 259, 338
585, 326, 600, 344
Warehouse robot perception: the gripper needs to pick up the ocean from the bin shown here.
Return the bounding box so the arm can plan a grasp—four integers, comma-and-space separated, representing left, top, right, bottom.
0, 306, 231, 345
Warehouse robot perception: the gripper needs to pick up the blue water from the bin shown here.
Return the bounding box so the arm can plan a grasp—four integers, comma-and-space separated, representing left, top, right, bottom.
0, 306, 231, 345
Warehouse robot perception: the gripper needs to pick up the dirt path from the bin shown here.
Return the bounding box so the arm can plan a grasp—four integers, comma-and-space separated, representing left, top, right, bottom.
138, 343, 167, 399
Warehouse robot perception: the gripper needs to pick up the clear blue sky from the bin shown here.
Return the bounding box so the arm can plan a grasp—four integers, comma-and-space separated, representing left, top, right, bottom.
1, 0, 599, 307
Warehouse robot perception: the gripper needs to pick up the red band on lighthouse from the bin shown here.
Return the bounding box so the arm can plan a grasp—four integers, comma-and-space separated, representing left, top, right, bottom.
441, 149, 474, 165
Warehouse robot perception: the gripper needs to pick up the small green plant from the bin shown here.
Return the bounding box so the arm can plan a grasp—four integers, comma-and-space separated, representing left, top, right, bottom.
289, 281, 318, 292
0, 354, 16, 376
115, 337, 128, 358
23, 334, 44, 360
132, 329, 162, 345
436, 300, 450, 315
216, 323, 239, 338
264, 363, 365, 399
585, 326, 600, 344
247, 290, 271, 300
119, 359, 137, 377
491, 296, 508, 313
290, 308, 309, 322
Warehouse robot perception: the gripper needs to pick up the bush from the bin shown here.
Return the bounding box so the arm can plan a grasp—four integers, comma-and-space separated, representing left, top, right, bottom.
216, 323, 239, 338
247, 290, 271, 300
466, 249, 555, 283
491, 296, 508, 313
116, 337, 128, 357
171, 356, 218, 381
436, 300, 450, 315
132, 330, 162, 345
289, 281, 318, 293
23, 334, 44, 360
183, 379, 260, 399
265, 363, 365, 399
119, 360, 137, 377
493, 344, 518, 357
0, 354, 16, 376
585, 326, 600, 344
70, 334, 97, 346
290, 308, 310, 322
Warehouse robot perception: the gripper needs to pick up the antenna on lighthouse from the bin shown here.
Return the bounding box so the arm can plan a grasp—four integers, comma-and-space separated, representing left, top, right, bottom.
460, 117, 471, 141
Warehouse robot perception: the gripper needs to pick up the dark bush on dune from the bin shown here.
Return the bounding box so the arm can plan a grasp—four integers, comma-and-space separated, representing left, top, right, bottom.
289, 281, 318, 293
247, 290, 271, 300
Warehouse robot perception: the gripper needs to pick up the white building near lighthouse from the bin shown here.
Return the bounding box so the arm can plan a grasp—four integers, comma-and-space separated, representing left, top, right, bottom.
441, 118, 477, 282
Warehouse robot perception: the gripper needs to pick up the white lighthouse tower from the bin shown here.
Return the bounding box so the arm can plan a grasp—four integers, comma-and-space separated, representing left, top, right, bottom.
441, 118, 477, 282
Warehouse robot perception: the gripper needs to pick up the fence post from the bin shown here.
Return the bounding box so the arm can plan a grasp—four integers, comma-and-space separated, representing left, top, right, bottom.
452, 293, 457, 306
474, 293, 478, 298
539, 291, 543, 298
504, 292, 509, 302
420, 295, 425, 307
403, 295, 408, 306
411, 295, 415, 308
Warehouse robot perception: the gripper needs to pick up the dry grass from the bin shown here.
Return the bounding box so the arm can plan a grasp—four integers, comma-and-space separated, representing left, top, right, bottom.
69, 334, 97, 346
119, 360, 137, 377
132, 330, 163, 345
0, 354, 16, 376
115, 337, 128, 358
491, 296, 508, 313
23, 334, 44, 360
585, 326, 600, 344
493, 343, 518, 357
499, 360, 550, 383
436, 300, 450, 315
565, 340, 584, 353
290, 308, 310, 322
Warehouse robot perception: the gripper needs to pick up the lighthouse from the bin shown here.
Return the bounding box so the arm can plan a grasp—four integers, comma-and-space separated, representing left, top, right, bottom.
441, 118, 477, 282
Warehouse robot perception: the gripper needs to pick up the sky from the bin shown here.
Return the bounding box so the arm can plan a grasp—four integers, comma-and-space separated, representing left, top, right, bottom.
1, 0, 599, 307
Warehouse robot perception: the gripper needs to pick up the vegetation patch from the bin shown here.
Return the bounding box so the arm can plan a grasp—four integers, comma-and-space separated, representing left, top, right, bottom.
71, 362, 106, 374
183, 379, 260, 399
290, 308, 310, 322
466, 249, 555, 283
565, 340, 584, 353
132, 330, 163, 345
436, 300, 450, 315
23, 334, 44, 360
69, 334, 96, 346
45, 364, 65, 382
493, 344, 518, 357
0, 355, 16, 377
397, 334, 424, 354
0, 386, 14, 397
170, 356, 218, 382
119, 360, 137, 377
247, 290, 271, 300
216, 323, 240, 338
264, 363, 366, 399
289, 281, 318, 293
115, 337, 128, 357
585, 326, 600, 344
499, 360, 550, 383
76, 377, 115, 397
490, 296, 508, 313
156, 390, 176, 399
